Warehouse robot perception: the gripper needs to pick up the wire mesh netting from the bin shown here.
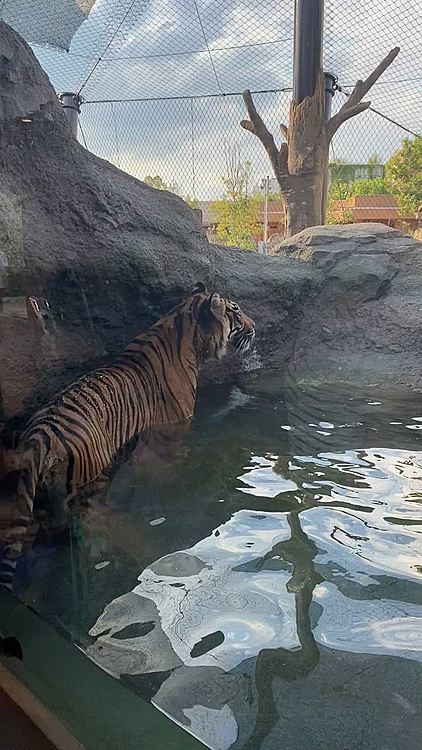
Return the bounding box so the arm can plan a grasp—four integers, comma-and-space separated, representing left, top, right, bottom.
1, 0, 421, 203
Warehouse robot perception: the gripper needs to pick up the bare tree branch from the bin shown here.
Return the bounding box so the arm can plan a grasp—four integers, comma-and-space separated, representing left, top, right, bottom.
223, 144, 251, 199
327, 46, 400, 141
327, 100, 371, 137
241, 89, 288, 177
280, 123, 288, 140
348, 47, 400, 106
240, 120, 256, 134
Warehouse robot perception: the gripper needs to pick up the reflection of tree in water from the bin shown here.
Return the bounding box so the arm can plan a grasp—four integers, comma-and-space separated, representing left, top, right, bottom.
83, 504, 323, 750
242, 511, 322, 750
273, 452, 371, 501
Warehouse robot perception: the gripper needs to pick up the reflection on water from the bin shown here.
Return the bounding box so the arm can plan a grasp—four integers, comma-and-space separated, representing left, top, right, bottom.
3, 378, 422, 748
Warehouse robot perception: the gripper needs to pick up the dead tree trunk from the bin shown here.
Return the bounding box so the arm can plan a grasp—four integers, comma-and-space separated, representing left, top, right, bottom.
241, 48, 400, 238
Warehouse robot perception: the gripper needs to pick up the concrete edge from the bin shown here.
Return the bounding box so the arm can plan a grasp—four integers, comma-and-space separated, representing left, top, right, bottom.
0, 663, 84, 750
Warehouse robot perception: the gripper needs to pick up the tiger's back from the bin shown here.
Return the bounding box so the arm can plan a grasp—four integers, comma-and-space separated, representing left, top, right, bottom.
0, 284, 255, 590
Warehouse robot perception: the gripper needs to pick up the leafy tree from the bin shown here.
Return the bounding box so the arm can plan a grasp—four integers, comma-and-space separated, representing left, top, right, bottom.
327, 140, 422, 225
183, 195, 199, 209
143, 174, 178, 192
144, 175, 198, 209
210, 193, 282, 250
328, 180, 352, 201
385, 137, 422, 213
351, 177, 389, 196
210, 197, 260, 250
329, 176, 389, 201
209, 146, 261, 249
326, 202, 354, 225
366, 153, 382, 179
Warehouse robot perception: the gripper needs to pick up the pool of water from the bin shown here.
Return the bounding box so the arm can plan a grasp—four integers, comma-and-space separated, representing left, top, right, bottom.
8, 376, 422, 749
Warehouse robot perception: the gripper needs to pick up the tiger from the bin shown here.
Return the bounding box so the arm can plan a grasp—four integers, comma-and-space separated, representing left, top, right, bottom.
0, 283, 255, 590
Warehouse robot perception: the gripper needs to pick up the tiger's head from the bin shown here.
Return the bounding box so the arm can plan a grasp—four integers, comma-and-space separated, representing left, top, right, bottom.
190, 282, 255, 361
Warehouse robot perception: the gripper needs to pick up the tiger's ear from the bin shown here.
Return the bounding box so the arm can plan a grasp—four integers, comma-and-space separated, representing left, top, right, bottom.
191, 282, 207, 295
210, 292, 225, 321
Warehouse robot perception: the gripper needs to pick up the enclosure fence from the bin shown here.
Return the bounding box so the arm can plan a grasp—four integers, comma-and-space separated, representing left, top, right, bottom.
79, 88, 419, 203
1, 0, 421, 207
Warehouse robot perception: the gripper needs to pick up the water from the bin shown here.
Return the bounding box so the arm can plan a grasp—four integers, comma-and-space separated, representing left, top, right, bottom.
7, 376, 422, 749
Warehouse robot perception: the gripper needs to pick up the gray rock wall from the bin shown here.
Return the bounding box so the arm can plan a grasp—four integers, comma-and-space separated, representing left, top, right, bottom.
270, 224, 422, 391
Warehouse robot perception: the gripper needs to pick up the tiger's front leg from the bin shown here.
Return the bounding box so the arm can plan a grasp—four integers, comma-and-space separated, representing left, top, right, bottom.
130, 419, 192, 483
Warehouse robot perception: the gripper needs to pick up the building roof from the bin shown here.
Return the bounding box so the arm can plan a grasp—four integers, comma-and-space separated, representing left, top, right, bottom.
330, 194, 412, 221
256, 201, 285, 225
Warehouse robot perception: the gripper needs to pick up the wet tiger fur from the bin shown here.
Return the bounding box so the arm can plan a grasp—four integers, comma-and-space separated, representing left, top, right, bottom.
0, 283, 255, 590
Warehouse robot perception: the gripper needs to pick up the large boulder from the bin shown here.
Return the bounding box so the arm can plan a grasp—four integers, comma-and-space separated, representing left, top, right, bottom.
0, 21, 317, 424
270, 224, 422, 391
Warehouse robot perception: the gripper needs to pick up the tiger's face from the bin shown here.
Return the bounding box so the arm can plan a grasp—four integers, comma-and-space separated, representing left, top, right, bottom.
190, 282, 255, 360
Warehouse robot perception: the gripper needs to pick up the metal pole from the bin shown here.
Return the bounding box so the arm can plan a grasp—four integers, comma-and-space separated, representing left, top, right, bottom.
322, 72, 337, 221
293, 0, 324, 103
263, 175, 269, 252
58, 92, 82, 137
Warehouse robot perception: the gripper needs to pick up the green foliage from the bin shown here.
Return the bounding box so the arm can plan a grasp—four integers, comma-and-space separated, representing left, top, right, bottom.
210, 193, 282, 250
328, 174, 391, 226
210, 196, 260, 250
143, 175, 198, 209
328, 138, 422, 225
350, 177, 389, 196
183, 195, 199, 209
143, 174, 178, 192
326, 205, 354, 225
366, 153, 382, 178
328, 180, 352, 200
385, 137, 422, 214
329, 177, 389, 201
210, 149, 264, 250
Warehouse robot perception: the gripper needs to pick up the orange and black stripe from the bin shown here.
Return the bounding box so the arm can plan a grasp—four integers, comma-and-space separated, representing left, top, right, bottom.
0, 285, 255, 590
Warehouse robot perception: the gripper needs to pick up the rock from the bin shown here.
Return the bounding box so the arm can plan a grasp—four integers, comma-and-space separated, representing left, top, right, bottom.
269, 223, 417, 268
210, 244, 319, 384
327, 253, 398, 303
271, 223, 422, 391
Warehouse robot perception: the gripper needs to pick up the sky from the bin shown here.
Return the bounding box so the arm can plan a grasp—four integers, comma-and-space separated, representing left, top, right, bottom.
2, 0, 421, 199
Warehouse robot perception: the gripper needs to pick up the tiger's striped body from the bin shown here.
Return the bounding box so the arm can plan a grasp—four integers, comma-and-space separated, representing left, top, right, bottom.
0, 285, 255, 590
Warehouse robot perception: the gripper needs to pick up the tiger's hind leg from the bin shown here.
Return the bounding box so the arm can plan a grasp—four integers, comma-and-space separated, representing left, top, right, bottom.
42, 463, 73, 533
66, 435, 140, 517
0, 458, 63, 591
66, 467, 114, 516
65, 469, 118, 562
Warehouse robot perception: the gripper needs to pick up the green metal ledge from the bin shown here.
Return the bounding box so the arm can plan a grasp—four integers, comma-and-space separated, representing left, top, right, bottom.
0, 589, 205, 750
